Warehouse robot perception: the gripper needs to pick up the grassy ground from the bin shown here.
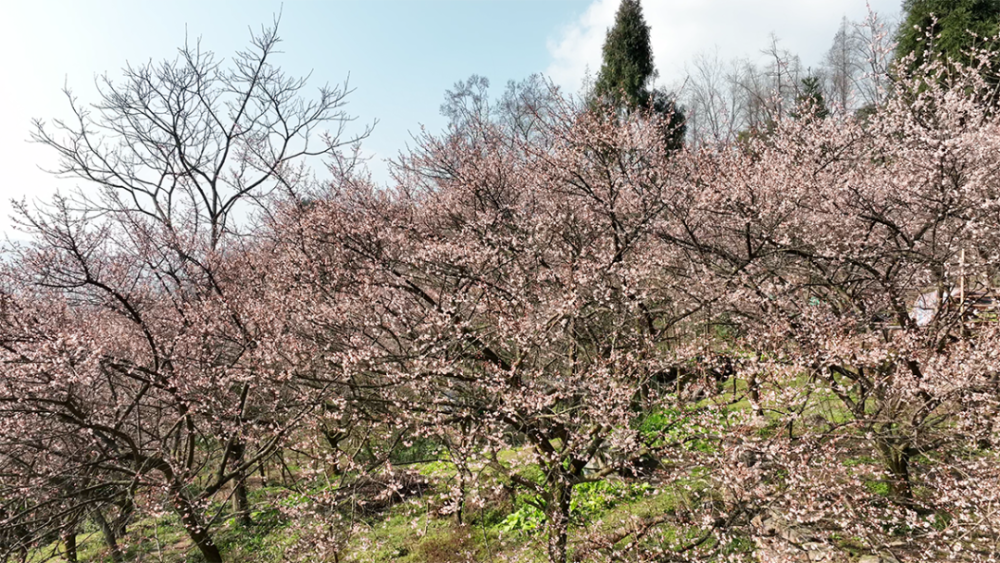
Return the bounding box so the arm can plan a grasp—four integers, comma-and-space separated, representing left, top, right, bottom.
22, 384, 759, 563
27, 378, 967, 563
30, 457, 720, 563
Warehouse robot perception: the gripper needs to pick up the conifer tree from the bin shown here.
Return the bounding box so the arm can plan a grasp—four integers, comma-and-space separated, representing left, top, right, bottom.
593, 0, 656, 109
593, 0, 685, 150
793, 75, 830, 120
895, 0, 1000, 72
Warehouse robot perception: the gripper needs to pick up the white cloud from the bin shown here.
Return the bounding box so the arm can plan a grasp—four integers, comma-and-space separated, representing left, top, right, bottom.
546, 0, 621, 93
546, 0, 902, 96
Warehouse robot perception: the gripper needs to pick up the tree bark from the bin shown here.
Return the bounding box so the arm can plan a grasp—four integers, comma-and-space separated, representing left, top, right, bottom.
93, 508, 125, 563
171, 485, 223, 563
749, 373, 763, 416
231, 441, 253, 527
456, 464, 468, 526
62, 530, 77, 563
545, 476, 572, 563
113, 494, 135, 537
233, 480, 252, 527
877, 440, 914, 501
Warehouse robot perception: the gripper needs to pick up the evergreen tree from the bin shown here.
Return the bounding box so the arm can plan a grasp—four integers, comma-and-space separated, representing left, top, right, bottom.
793, 75, 830, 120
593, 0, 685, 150
895, 0, 1000, 72
593, 0, 656, 109
649, 87, 687, 151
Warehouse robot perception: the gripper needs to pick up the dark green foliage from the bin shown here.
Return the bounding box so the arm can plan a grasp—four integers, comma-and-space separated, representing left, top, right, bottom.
594, 0, 656, 109
649, 87, 687, 151
593, 0, 686, 150
793, 76, 830, 120
895, 0, 1000, 72
854, 102, 879, 123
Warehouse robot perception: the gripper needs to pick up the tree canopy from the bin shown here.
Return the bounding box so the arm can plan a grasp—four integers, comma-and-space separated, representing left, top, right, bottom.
895, 0, 1000, 71
593, 0, 685, 150
6, 9, 1000, 563
593, 0, 656, 109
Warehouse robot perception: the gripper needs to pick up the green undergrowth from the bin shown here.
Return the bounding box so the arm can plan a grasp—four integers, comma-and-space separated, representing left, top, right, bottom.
33, 466, 711, 563
497, 480, 655, 535
339, 475, 697, 563
28, 375, 981, 563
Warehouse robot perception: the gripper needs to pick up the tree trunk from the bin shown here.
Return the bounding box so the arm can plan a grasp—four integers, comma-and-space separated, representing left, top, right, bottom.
15, 528, 28, 563
877, 440, 914, 501
171, 485, 223, 563
456, 465, 468, 526
545, 477, 572, 563
233, 480, 252, 527
749, 373, 763, 416
93, 508, 125, 563
231, 441, 252, 527
62, 529, 77, 563
259, 459, 269, 486
113, 494, 135, 537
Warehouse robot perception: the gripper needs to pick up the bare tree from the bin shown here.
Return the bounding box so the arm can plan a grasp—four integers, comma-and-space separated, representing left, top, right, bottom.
31, 19, 370, 246
852, 9, 898, 110
824, 16, 861, 115
683, 51, 744, 146
2, 20, 367, 563
682, 36, 807, 146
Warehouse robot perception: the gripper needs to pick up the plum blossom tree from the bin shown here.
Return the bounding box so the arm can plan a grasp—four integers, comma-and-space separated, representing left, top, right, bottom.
272, 44, 1000, 561
5, 9, 1000, 563
662, 47, 1000, 561
0, 21, 365, 563
273, 97, 709, 563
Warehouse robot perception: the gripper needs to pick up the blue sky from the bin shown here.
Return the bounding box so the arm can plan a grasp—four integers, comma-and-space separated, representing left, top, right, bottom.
0, 0, 900, 233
